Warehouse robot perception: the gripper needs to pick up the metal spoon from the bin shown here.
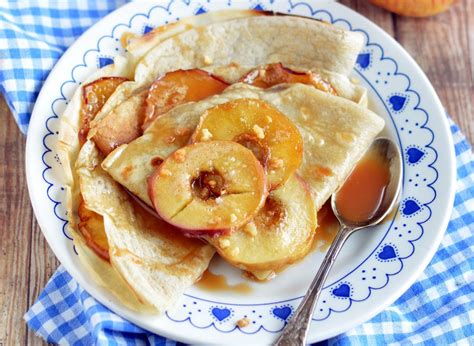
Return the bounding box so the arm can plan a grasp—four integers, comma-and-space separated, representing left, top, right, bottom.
275, 138, 402, 345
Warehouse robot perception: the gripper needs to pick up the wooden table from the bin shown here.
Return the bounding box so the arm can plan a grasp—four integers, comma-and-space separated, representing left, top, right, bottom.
1, 2, 472, 344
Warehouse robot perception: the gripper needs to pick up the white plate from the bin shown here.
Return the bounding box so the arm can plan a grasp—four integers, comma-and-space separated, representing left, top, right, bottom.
26, 0, 456, 344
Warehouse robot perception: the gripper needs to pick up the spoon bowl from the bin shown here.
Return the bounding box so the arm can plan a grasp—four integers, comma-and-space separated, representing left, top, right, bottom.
332, 137, 403, 228
275, 138, 402, 345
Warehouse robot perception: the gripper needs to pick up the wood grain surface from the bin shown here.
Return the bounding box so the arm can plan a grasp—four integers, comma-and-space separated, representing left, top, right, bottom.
0, 2, 472, 344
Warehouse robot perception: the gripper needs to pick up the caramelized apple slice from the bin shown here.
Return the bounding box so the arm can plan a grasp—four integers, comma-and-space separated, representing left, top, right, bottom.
191, 98, 303, 189
148, 141, 267, 233
143, 69, 229, 129
208, 175, 317, 272
241, 63, 337, 95
78, 201, 109, 261
91, 89, 147, 155
79, 77, 128, 144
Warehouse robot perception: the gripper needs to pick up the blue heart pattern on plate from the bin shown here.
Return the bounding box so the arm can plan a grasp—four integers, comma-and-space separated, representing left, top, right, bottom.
402, 199, 421, 216
143, 25, 154, 34
195, 6, 207, 15
332, 284, 351, 298
272, 306, 292, 321
406, 147, 425, 164
97, 56, 114, 68
356, 52, 371, 69
378, 245, 397, 260
389, 95, 407, 112
211, 307, 231, 322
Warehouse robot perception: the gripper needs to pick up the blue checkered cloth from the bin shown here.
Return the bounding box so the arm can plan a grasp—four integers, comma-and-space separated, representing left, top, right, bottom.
2, 1, 472, 345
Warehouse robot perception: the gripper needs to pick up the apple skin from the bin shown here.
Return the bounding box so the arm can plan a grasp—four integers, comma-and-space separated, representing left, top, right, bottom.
148, 141, 267, 234
241, 63, 337, 95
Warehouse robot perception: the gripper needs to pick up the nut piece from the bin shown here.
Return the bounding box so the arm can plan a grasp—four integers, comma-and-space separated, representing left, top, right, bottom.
252, 124, 265, 139
201, 128, 213, 141
219, 238, 231, 249
159, 168, 173, 177
269, 158, 284, 169
244, 222, 257, 237
231, 247, 240, 256
173, 149, 186, 162
203, 55, 213, 65
236, 318, 250, 328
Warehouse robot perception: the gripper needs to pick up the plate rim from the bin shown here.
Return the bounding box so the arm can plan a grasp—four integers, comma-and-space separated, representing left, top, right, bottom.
25, 0, 456, 343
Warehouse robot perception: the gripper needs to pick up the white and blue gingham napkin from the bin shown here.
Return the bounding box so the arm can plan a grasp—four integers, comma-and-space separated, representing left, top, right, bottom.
2, 1, 472, 345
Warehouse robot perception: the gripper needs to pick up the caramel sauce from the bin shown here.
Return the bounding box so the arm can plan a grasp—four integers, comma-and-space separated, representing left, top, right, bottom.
191, 170, 226, 200
335, 151, 391, 223
196, 270, 252, 294
312, 202, 340, 252
234, 133, 270, 168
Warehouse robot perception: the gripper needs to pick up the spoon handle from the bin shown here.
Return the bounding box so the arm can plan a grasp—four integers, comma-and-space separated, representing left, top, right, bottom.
275, 225, 354, 345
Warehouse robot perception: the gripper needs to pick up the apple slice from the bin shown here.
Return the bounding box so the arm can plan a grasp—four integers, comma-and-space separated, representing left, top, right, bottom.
208, 174, 317, 272
143, 69, 229, 129
241, 63, 337, 95
148, 141, 267, 233
79, 77, 128, 144
91, 89, 147, 155
191, 98, 303, 189
78, 200, 109, 261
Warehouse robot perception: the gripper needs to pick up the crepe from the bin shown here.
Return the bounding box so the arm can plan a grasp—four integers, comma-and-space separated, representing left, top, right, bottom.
76, 141, 214, 312
125, 9, 266, 71
103, 82, 384, 217
204, 64, 368, 106
134, 16, 364, 85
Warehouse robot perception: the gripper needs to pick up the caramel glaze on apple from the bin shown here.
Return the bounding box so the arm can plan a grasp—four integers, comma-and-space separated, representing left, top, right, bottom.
191, 170, 227, 200
234, 133, 270, 169
254, 197, 286, 229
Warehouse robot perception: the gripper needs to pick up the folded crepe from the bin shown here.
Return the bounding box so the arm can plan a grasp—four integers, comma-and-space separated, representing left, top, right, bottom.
125, 9, 267, 71
134, 16, 364, 85
57, 57, 214, 313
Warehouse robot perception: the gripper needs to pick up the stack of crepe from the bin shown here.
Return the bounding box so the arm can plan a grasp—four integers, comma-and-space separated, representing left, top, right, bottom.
58, 10, 384, 313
